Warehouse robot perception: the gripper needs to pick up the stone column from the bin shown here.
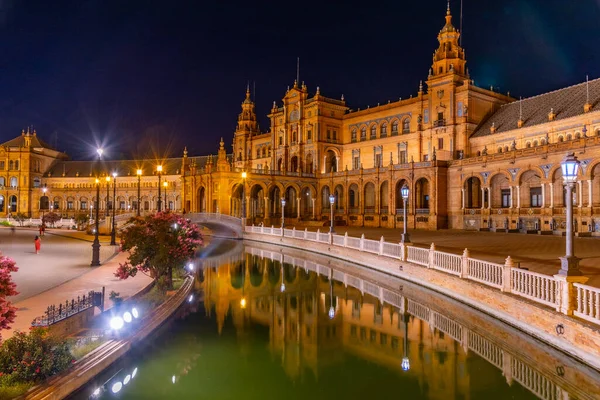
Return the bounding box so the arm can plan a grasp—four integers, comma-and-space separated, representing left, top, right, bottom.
264, 196, 269, 217
541, 183, 545, 208
487, 188, 491, 209
509, 186, 513, 208
550, 182, 554, 208
588, 179, 593, 207
578, 180, 583, 208
461, 188, 465, 209
296, 197, 300, 219
481, 187, 485, 209
312, 198, 316, 219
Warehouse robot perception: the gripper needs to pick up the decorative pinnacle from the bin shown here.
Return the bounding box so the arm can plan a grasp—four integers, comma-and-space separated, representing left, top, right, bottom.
447, 0, 450, 14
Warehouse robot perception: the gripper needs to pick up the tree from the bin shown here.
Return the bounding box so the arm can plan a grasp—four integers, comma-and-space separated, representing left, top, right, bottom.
0, 256, 18, 342
42, 212, 60, 227
74, 213, 90, 229
114, 212, 202, 290
12, 213, 27, 227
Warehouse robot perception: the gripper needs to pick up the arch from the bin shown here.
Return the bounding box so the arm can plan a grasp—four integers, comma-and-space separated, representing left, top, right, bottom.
525, 141, 531, 148
370, 124, 377, 139
497, 147, 503, 154
391, 120, 399, 135
395, 179, 409, 211
567, 133, 573, 141
290, 155, 299, 173
380, 180, 389, 213
269, 185, 283, 216
249, 184, 266, 219
324, 149, 338, 173
40, 195, 50, 210
321, 185, 331, 212
0, 196, 4, 213
519, 170, 542, 208
334, 184, 344, 211
9, 177, 17, 188
402, 117, 411, 133
541, 137, 547, 145
305, 152, 314, 174
490, 173, 511, 208
300, 185, 315, 219
364, 182, 375, 213
198, 187, 206, 212
249, 255, 263, 287
348, 183, 359, 213
277, 158, 283, 171
533, 140, 539, 147
284, 186, 298, 216
231, 183, 243, 218
558, 135, 564, 143
380, 122, 388, 137
360, 126, 367, 141
415, 178, 430, 210
8, 195, 17, 213
464, 177, 482, 208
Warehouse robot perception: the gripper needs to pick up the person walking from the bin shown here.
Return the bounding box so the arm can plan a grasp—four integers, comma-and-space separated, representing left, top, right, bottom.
39, 225, 43, 237
34, 235, 41, 254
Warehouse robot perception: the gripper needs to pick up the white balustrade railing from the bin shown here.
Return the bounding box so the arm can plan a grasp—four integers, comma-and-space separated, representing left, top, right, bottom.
512, 269, 558, 308
346, 236, 361, 249
511, 358, 564, 400
433, 312, 463, 342
363, 238, 380, 254
364, 281, 381, 298
382, 242, 402, 259
433, 251, 462, 276
468, 331, 503, 369
468, 258, 504, 289
332, 234, 345, 246
407, 246, 429, 267
574, 283, 600, 324
306, 231, 317, 241
408, 299, 430, 320
317, 232, 330, 243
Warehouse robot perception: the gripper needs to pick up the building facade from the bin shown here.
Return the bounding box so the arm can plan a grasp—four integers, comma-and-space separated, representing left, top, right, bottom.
2, 5, 600, 234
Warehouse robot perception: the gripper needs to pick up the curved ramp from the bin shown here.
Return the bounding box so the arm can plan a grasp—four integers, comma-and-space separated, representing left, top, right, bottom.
187, 213, 243, 239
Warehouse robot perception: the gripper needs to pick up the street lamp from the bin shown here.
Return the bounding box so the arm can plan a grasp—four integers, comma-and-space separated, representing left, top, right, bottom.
401, 185, 411, 244
163, 181, 168, 210
329, 193, 335, 234
157, 165, 163, 212
110, 172, 117, 246
559, 153, 581, 276
136, 169, 142, 217
281, 197, 286, 230
105, 176, 111, 217
241, 171, 247, 221
91, 148, 103, 267
41, 185, 47, 221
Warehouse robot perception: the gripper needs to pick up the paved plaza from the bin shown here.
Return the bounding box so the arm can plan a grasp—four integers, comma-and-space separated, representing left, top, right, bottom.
298, 225, 600, 286
0, 227, 152, 340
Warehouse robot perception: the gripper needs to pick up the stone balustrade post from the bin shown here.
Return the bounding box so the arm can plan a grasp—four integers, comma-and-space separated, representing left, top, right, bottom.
344, 232, 348, 247
379, 236, 384, 255
553, 273, 589, 315
400, 242, 407, 262
428, 243, 436, 269
292, 227, 295, 238
304, 228, 308, 239
502, 351, 513, 386
360, 234, 365, 251
461, 248, 470, 278
330, 231, 333, 245
502, 256, 514, 293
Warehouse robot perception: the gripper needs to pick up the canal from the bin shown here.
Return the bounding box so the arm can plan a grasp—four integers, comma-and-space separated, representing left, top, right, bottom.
73, 239, 600, 399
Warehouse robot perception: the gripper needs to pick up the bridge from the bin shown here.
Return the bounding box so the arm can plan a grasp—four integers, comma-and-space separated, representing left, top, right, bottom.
187, 213, 244, 238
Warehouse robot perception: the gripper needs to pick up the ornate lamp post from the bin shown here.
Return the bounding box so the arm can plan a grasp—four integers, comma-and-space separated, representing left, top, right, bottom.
136, 169, 142, 217
41, 185, 47, 221
401, 185, 411, 244
110, 172, 117, 246
157, 165, 163, 212
281, 197, 286, 230
163, 181, 168, 210
91, 148, 103, 266
241, 172, 247, 221
329, 193, 335, 234
559, 153, 581, 276
105, 176, 110, 217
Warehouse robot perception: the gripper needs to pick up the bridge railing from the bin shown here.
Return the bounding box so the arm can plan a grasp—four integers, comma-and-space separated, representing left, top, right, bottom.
244, 225, 590, 322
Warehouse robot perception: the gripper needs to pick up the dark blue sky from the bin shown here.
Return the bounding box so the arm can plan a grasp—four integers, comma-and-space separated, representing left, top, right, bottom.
0, 0, 598, 160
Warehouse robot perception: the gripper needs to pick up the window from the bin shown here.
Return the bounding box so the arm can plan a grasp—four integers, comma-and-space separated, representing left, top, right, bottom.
9, 177, 17, 187
439, 66, 443, 74
424, 109, 429, 124
9, 160, 13, 170
370, 125, 376, 139
351, 129, 357, 142
327, 129, 331, 140
391, 121, 398, 135
438, 112, 444, 121
0, 161, 4, 170
353, 153, 360, 170
423, 154, 429, 162
438, 138, 444, 150
278, 136, 282, 145
67, 201, 73, 210
501, 189, 511, 208
308, 111, 312, 117
360, 127, 366, 140
333, 130, 337, 140
558, 136, 564, 142
14, 161, 18, 170
375, 153, 382, 167
533, 140, 539, 146
381, 123, 387, 137
120, 201, 126, 210
53, 200, 59, 210
402, 118, 410, 133
81, 201, 87, 210
399, 150, 407, 164
530, 187, 542, 207
307, 130, 312, 141
457, 101, 464, 117
33, 177, 41, 188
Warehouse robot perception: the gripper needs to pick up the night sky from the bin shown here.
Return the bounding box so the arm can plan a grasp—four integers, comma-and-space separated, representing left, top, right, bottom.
0, 0, 598, 160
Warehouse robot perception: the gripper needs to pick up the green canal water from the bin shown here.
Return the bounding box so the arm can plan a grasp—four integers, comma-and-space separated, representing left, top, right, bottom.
73, 240, 600, 400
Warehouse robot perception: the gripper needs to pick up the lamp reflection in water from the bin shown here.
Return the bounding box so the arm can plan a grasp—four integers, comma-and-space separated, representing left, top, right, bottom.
280, 264, 285, 293
401, 312, 410, 371
240, 260, 247, 309
328, 271, 335, 319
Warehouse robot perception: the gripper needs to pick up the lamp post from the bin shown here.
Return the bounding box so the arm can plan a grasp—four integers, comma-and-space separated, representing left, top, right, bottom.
281, 197, 286, 230
110, 172, 117, 246
105, 176, 110, 217
157, 165, 163, 212
163, 181, 168, 210
136, 169, 142, 217
401, 185, 411, 244
329, 193, 335, 234
241, 172, 247, 221
41, 185, 47, 221
91, 148, 103, 266
559, 153, 581, 276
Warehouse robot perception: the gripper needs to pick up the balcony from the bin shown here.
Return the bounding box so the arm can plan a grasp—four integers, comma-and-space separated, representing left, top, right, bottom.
433, 119, 446, 128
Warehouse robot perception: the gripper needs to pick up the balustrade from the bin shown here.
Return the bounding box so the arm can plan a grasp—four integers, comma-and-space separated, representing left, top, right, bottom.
511, 269, 558, 308
467, 258, 504, 288
574, 283, 600, 324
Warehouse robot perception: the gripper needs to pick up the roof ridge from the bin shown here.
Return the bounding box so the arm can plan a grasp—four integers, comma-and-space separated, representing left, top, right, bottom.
500, 76, 600, 108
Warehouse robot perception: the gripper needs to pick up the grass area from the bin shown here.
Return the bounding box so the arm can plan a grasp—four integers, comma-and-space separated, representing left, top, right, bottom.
0, 376, 33, 400
70, 337, 107, 360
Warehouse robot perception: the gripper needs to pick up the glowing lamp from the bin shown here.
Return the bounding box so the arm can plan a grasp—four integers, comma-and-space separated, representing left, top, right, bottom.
561, 153, 580, 184
401, 185, 409, 200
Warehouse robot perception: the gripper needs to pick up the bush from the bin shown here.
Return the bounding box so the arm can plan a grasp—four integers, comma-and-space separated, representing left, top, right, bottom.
0, 221, 11, 227
0, 374, 33, 399
0, 328, 74, 383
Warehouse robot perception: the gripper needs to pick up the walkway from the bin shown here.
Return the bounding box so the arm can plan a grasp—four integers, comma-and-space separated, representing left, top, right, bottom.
1, 227, 152, 341
289, 225, 600, 287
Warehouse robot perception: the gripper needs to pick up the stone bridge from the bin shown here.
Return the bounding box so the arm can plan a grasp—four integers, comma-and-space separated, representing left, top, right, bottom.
187, 213, 244, 239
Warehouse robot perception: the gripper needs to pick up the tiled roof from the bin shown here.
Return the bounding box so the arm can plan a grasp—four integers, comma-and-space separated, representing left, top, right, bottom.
1, 133, 56, 150
44, 156, 211, 178
471, 77, 600, 138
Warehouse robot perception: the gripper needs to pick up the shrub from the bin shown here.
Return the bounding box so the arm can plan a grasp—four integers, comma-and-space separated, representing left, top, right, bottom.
12, 213, 27, 227
0, 328, 74, 383
0, 221, 11, 227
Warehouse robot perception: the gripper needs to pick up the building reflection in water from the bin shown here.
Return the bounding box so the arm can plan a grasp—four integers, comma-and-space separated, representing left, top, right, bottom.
197, 245, 600, 400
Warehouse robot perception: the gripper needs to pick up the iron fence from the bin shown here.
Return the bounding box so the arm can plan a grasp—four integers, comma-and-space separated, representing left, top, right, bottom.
31, 290, 96, 327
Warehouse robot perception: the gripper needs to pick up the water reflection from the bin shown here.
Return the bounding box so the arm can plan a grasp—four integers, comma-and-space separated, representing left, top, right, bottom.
77, 242, 600, 400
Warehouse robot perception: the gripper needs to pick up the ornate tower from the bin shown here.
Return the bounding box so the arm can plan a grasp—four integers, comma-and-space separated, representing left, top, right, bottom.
429, 2, 467, 80
233, 85, 259, 170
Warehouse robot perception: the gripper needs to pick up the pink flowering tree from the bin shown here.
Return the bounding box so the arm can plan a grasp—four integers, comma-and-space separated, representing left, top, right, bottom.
0, 256, 19, 342
114, 212, 202, 290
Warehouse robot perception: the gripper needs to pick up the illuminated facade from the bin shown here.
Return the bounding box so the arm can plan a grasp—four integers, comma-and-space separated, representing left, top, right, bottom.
3, 5, 600, 233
